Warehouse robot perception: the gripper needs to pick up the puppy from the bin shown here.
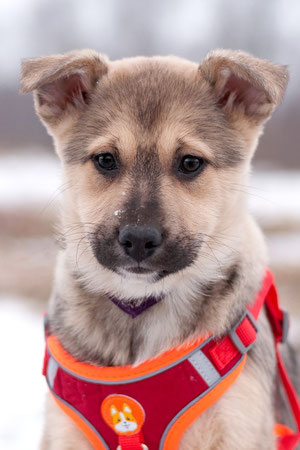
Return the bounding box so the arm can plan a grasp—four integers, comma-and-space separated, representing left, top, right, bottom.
21, 49, 291, 449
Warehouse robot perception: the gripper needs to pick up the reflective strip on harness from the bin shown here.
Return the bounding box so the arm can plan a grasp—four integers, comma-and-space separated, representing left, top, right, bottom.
188, 349, 220, 386
47, 356, 58, 388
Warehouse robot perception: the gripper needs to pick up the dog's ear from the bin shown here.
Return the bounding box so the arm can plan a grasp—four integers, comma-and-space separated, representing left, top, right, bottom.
110, 405, 118, 416
199, 50, 288, 125
123, 403, 132, 414
20, 49, 108, 135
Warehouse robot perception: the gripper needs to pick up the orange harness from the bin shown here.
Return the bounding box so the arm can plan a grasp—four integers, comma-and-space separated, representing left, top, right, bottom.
43, 270, 300, 449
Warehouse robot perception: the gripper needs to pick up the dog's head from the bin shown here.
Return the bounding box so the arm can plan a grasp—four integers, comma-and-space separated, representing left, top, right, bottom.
21, 49, 288, 299
110, 403, 138, 434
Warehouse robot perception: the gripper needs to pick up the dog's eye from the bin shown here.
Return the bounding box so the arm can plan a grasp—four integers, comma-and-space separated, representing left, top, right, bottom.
93, 153, 117, 172
179, 155, 206, 175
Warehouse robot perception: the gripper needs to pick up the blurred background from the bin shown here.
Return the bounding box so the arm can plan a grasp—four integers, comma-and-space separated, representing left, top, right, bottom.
0, 0, 299, 448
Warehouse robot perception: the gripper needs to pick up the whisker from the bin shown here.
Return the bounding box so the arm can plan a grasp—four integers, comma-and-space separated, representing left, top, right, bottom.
228, 186, 273, 203
38, 180, 76, 215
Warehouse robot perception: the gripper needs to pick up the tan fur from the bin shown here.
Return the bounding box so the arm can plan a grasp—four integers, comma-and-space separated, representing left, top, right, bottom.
20, 49, 289, 449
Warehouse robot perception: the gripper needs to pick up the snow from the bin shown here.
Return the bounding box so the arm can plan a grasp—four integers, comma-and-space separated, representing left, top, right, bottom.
0, 297, 46, 450
0, 151, 60, 209
248, 171, 300, 227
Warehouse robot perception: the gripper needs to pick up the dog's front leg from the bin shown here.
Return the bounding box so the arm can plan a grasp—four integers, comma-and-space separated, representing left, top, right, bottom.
40, 394, 93, 450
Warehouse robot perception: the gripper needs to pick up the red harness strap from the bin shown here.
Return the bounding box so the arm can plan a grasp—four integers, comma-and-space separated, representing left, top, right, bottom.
204, 270, 300, 450
262, 274, 300, 449
118, 431, 145, 450
43, 270, 300, 449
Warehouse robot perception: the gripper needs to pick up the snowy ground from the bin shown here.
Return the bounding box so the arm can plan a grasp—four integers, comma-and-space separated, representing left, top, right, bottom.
0, 296, 46, 450
0, 152, 299, 449
248, 170, 300, 229
0, 151, 60, 209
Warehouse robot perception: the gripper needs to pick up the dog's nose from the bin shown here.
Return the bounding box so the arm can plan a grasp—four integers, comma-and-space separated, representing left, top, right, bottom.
118, 225, 162, 262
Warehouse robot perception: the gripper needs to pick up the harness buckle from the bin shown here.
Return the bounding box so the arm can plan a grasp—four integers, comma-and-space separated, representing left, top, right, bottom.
281, 309, 289, 343
229, 310, 259, 354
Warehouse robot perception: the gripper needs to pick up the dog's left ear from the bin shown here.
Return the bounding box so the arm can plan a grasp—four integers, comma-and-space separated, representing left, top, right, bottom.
199, 50, 289, 125
20, 49, 109, 137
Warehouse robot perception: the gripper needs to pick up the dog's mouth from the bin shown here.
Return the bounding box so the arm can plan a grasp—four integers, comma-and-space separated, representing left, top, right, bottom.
124, 266, 155, 275
120, 265, 170, 280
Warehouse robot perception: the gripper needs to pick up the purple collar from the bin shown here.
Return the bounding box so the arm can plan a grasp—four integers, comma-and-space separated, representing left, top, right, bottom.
108, 295, 163, 318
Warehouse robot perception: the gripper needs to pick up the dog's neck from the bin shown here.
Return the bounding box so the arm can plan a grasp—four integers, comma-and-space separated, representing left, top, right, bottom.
48, 214, 267, 367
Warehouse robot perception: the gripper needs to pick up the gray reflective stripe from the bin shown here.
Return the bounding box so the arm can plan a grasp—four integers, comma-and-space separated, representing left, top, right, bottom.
188, 350, 220, 386
47, 356, 58, 388
46, 379, 109, 450
46, 336, 214, 385
159, 354, 246, 450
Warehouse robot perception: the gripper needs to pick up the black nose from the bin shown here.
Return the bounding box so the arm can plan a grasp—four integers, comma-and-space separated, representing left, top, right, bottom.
118, 225, 162, 262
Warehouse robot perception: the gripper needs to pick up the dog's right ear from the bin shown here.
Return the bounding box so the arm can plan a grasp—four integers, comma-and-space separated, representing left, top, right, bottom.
123, 403, 132, 414
199, 49, 288, 126
110, 405, 118, 416
20, 49, 108, 136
